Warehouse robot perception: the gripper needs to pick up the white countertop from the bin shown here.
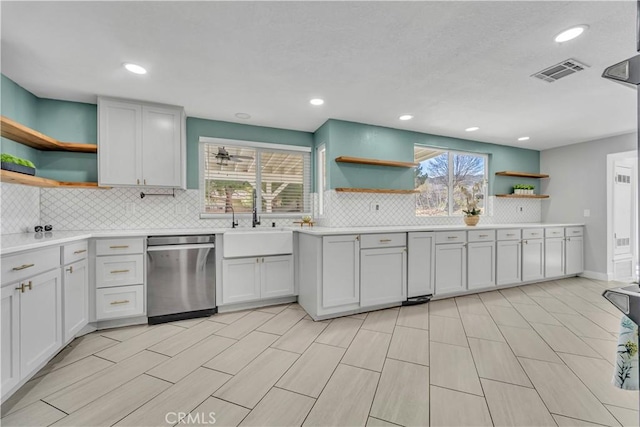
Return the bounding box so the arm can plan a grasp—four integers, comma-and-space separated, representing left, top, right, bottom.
1, 223, 584, 255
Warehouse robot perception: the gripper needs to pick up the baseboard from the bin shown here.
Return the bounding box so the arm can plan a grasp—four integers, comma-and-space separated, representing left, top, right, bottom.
580, 270, 611, 281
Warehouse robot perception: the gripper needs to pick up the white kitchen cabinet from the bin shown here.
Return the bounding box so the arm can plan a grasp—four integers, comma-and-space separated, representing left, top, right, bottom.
544, 237, 565, 278
467, 241, 495, 290
522, 238, 544, 282
96, 285, 145, 320
261, 255, 294, 299
435, 243, 467, 295
1, 285, 20, 394
360, 247, 407, 307
565, 235, 584, 275
63, 259, 89, 343
221, 255, 294, 304
322, 235, 360, 308
407, 232, 435, 298
98, 97, 185, 188
496, 240, 522, 285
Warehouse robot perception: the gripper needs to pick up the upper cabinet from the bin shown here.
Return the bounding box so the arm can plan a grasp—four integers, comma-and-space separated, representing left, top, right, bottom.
98, 98, 186, 189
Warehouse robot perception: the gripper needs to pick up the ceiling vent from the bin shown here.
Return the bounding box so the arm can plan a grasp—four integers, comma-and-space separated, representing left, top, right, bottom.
531, 59, 589, 83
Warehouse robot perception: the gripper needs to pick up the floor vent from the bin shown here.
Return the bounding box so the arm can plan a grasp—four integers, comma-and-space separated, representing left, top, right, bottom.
531, 59, 589, 83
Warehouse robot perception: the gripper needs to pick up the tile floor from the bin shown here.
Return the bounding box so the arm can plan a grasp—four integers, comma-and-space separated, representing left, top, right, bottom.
1, 277, 638, 427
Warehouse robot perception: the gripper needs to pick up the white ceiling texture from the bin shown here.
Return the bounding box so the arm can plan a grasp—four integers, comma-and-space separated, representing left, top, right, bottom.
1, 1, 637, 150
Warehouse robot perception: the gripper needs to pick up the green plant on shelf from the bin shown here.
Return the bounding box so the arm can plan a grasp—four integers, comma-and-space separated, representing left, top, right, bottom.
1, 153, 35, 168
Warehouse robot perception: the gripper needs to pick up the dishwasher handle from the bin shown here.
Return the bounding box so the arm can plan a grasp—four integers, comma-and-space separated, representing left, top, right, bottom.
147, 244, 215, 252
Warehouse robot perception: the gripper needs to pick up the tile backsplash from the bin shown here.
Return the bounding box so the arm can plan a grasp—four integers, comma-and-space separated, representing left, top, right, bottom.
1, 183, 41, 234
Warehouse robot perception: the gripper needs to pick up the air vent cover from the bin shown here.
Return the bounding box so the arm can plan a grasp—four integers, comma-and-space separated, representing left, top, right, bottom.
531, 59, 589, 83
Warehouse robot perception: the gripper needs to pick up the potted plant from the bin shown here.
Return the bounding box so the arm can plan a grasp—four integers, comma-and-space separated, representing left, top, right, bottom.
1, 153, 35, 176
527, 184, 535, 195
460, 183, 482, 226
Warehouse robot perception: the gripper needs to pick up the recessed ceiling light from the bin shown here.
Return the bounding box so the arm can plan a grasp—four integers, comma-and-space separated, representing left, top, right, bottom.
310, 98, 324, 106
123, 63, 147, 75
235, 113, 251, 119
518, 136, 530, 141
465, 127, 479, 132
554, 25, 588, 43
399, 115, 413, 121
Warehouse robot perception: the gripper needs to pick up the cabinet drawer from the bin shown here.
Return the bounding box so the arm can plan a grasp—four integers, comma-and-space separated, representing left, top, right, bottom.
468, 230, 495, 242
497, 229, 521, 241
95, 238, 144, 256
62, 241, 88, 265
96, 285, 144, 320
2, 246, 60, 286
545, 227, 564, 238
96, 254, 144, 288
360, 233, 406, 249
435, 231, 467, 244
565, 226, 583, 237
522, 228, 543, 239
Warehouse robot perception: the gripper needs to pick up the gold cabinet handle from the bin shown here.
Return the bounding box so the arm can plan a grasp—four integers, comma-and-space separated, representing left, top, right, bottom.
109, 245, 129, 249
355, 236, 359, 241
66, 266, 74, 273
531, 232, 540, 236
110, 269, 130, 274
27, 281, 32, 290
447, 236, 458, 239
137, 179, 140, 185
12, 263, 34, 271
262, 258, 265, 263
256, 258, 259, 263
479, 234, 488, 237
15, 283, 25, 293
110, 300, 130, 305
73, 249, 87, 254
144, 179, 147, 185
379, 239, 392, 243
572, 230, 580, 233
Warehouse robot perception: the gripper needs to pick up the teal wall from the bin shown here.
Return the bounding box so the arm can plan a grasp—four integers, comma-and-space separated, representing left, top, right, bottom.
1, 75, 40, 163
323, 119, 540, 195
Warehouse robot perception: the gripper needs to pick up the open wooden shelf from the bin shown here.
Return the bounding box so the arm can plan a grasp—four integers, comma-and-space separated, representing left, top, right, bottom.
0, 170, 108, 189
335, 156, 418, 168
495, 194, 549, 199
1, 116, 97, 153
495, 171, 549, 179
335, 187, 419, 194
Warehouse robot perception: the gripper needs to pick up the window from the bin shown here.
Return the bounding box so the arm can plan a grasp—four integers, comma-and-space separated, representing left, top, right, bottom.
200, 138, 311, 216
414, 145, 487, 216
317, 144, 326, 215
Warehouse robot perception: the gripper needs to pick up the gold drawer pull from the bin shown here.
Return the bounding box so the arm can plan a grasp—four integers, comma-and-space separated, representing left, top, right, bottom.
73, 249, 87, 254
447, 236, 458, 239
66, 266, 74, 273
110, 300, 130, 305
379, 239, 392, 242
506, 233, 516, 236
109, 245, 130, 249
27, 281, 32, 290
110, 269, 130, 274
15, 283, 25, 293
12, 263, 34, 271
531, 232, 539, 236
479, 234, 489, 237
572, 230, 580, 233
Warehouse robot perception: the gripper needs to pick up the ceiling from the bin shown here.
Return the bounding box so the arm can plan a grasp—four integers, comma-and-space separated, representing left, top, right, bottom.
1, 1, 637, 151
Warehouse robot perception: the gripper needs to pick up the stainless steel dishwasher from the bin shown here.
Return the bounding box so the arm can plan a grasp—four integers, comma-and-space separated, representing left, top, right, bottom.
146, 235, 216, 324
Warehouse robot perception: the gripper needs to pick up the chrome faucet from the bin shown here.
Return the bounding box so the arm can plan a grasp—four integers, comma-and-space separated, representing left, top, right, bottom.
252, 189, 261, 228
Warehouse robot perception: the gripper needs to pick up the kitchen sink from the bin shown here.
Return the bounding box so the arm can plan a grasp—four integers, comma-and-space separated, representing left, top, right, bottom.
223, 229, 293, 258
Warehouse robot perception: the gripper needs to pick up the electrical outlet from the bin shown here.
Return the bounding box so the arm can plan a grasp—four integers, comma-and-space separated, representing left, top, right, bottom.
370, 202, 380, 213
583, 209, 590, 217
516, 206, 523, 213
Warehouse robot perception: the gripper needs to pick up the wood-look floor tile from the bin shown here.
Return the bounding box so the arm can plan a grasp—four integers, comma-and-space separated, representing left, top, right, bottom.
519, 357, 618, 426
429, 315, 468, 347
430, 342, 483, 396
213, 348, 298, 409
482, 379, 556, 426
239, 387, 315, 427
460, 312, 505, 342
204, 331, 278, 375
255, 304, 291, 314
43, 350, 168, 414
0, 400, 66, 427
555, 294, 605, 314
530, 323, 601, 358
387, 325, 429, 366
512, 303, 562, 325
366, 417, 398, 427
468, 338, 532, 387
256, 308, 307, 335
478, 290, 512, 307
147, 334, 236, 383
183, 397, 250, 427
553, 313, 615, 340
99, 324, 156, 341
585, 311, 624, 334
581, 337, 617, 363
168, 316, 207, 328
500, 287, 537, 305
530, 296, 578, 315
430, 385, 492, 427
361, 308, 399, 334
559, 353, 639, 410
1, 356, 113, 415
215, 311, 275, 340
96, 324, 183, 362
349, 312, 368, 320
605, 405, 639, 427
287, 303, 306, 312
519, 284, 551, 297
315, 317, 363, 348
396, 304, 430, 330
52, 374, 170, 427
370, 359, 430, 426
486, 304, 531, 329
276, 343, 345, 398
148, 320, 226, 357
429, 298, 460, 318
498, 325, 562, 363
303, 364, 379, 427
210, 310, 251, 325
271, 319, 327, 353
116, 368, 231, 426
456, 295, 490, 316
552, 415, 604, 426
341, 329, 392, 372
537, 281, 574, 296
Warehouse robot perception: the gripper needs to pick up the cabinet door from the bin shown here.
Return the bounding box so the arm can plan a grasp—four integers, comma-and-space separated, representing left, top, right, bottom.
565, 236, 584, 275
468, 241, 495, 290
496, 240, 522, 285
98, 99, 142, 186
261, 255, 294, 299
20, 269, 62, 376
522, 239, 544, 282
322, 235, 360, 308
222, 258, 261, 304
361, 247, 407, 307
544, 238, 565, 278
1, 285, 20, 395
435, 243, 466, 295
141, 105, 183, 187
408, 232, 435, 298
63, 259, 89, 342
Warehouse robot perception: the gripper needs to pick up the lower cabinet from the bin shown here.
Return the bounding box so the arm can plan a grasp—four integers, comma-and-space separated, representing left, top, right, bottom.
496, 240, 522, 285
360, 247, 407, 307
221, 255, 293, 305
545, 237, 565, 278
261, 256, 295, 299
96, 285, 144, 320
407, 232, 435, 298
1, 284, 20, 394
522, 238, 544, 282
467, 241, 495, 290
322, 235, 360, 309
435, 243, 467, 295
565, 235, 584, 275
63, 259, 89, 342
